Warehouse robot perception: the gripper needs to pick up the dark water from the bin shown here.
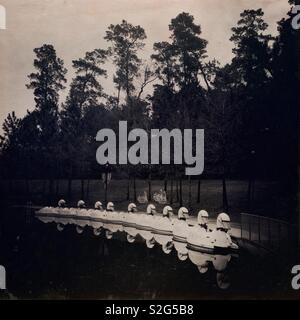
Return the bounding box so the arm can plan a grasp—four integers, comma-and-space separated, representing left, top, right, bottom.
0, 208, 299, 300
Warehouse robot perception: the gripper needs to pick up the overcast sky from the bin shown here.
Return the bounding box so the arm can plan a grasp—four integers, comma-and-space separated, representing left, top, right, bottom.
0, 0, 290, 127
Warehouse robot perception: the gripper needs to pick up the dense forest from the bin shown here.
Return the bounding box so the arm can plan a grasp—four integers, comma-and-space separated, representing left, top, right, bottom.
0, 3, 299, 209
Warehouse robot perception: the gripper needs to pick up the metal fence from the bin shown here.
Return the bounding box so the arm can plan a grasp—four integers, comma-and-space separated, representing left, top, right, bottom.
240, 213, 298, 253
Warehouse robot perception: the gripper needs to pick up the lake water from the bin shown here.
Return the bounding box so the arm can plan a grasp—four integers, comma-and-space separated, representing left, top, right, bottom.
0, 207, 298, 299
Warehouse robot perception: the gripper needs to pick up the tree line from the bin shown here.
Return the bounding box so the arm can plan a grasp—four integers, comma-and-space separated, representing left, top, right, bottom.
0, 4, 298, 210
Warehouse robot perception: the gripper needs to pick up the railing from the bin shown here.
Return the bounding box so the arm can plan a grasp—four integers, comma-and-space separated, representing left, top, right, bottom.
240, 213, 298, 253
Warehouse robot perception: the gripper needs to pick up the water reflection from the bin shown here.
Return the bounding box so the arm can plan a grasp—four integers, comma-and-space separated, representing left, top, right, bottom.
1, 203, 294, 299
37, 213, 237, 290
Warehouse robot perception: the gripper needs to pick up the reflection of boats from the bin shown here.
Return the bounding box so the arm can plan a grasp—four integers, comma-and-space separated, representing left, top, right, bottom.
212, 254, 232, 272
36, 214, 56, 224
187, 247, 234, 289
173, 240, 188, 261
134, 205, 156, 248
216, 272, 231, 290
89, 220, 103, 236
188, 250, 213, 274
172, 208, 190, 260
36, 203, 239, 290
103, 222, 123, 234
152, 206, 174, 253
123, 204, 139, 243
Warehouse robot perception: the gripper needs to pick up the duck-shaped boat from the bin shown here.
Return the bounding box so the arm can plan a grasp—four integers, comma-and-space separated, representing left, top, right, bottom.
187, 212, 238, 253
123, 203, 139, 243
35, 200, 239, 253
103, 202, 123, 234
152, 206, 174, 254
173, 207, 190, 260
137, 204, 156, 248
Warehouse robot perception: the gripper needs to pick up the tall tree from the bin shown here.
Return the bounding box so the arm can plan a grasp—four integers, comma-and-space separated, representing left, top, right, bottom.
0, 112, 20, 153
229, 9, 273, 180
151, 13, 209, 205
169, 12, 208, 88
230, 9, 273, 92
60, 49, 107, 195
61, 48, 107, 144
267, 2, 300, 221
0, 112, 21, 179
26, 44, 67, 142
105, 20, 146, 102
26, 44, 67, 187
152, 41, 177, 89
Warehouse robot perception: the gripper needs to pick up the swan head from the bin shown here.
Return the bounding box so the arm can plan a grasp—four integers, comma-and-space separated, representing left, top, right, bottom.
178, 207, 189, 220
106, 202, 115, 212
58, 199, 66, 208
163, 205, 173, 217
146, 204, 156, 215
197, 210, 209, 226
216, 213, 231, 231
77, 200, 85, 208
128, 203, 137, 213
94, 201, 103, 210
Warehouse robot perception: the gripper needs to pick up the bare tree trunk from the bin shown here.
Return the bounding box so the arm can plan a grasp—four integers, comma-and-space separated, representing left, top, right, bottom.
55, 180, 59, 197
148, 168, 152, 201
188, 176, 192, 209
42, 180, 46, 199
176, 179, 179, 203
133, 174, 137, 202
49, 179, 54, 202
170, 174, 174, 205
222, 175, 228, 211
126, 168, 130, 201
175, 167, 179, 202
86, 179, 90, 200
164, 177, 168, 192
104, 177, 108, 207
179, 177, 183, 207
81, 179, 85, 200
248, 179, 255, 211
68, 179, 72, 202
197, 177, 201, 204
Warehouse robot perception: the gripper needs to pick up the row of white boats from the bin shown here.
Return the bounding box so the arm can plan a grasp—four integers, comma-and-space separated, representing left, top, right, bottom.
36, 199, 239, 256
37, 200, 238, 289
